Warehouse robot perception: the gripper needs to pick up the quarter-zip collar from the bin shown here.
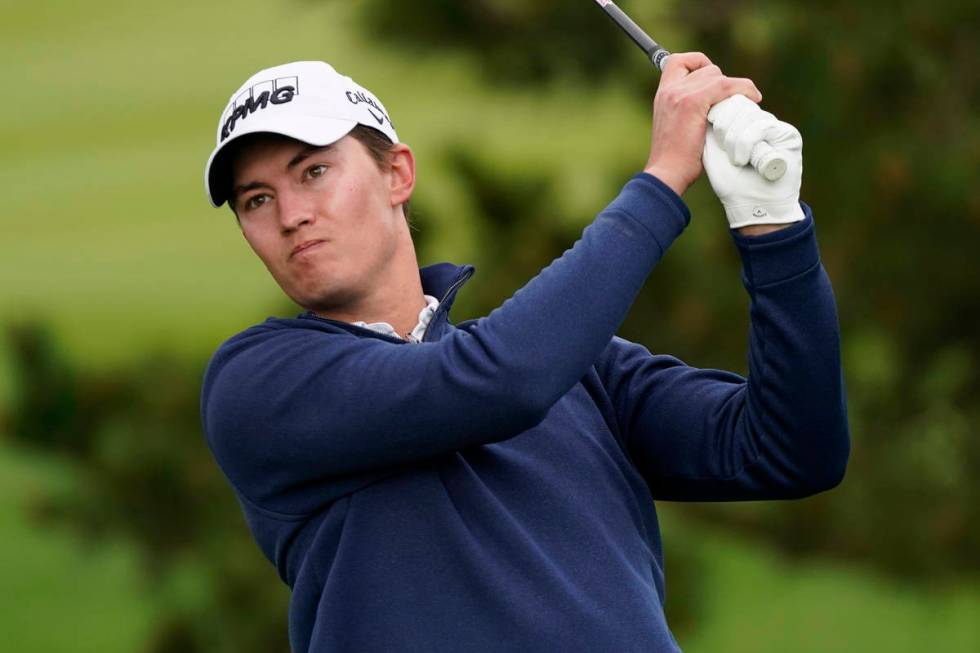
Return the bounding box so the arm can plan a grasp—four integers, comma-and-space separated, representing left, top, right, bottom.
418, 262, 475, 342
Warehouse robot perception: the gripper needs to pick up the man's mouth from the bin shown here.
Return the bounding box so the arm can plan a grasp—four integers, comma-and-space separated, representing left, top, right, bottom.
291, 239, 326, 259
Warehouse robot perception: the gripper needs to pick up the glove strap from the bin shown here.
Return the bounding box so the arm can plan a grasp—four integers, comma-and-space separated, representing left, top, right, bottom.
722, 198, 805, 229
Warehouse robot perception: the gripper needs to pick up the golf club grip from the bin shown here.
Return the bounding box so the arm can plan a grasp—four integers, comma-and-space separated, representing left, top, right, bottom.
747, 140, 788, 181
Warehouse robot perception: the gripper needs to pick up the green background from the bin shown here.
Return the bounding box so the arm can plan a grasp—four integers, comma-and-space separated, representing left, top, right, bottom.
2, 0, 977, 650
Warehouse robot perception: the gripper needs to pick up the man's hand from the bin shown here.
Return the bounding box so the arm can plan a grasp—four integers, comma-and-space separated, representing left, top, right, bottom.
643, 52, 762, 197
703, 94, 805, 230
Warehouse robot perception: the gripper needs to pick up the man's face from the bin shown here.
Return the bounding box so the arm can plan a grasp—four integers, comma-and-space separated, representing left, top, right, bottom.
229, 133, 405, 312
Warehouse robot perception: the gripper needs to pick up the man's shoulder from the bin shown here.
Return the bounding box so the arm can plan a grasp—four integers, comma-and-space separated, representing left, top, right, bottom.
205, 315, 351, 376
217, 314, 323, 347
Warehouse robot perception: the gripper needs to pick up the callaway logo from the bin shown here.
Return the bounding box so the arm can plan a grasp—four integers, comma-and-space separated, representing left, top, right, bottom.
220, 76, 298, 142
346, 90, 393, 129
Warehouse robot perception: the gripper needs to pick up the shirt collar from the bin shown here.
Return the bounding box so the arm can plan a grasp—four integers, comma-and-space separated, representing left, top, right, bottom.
351, 294, 440, 343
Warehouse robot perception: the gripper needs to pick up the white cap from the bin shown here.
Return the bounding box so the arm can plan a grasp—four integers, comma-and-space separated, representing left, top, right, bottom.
204, 61, 399, 208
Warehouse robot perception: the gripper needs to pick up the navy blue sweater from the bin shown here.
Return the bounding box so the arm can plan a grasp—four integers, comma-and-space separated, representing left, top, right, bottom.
200, 173, 849, 653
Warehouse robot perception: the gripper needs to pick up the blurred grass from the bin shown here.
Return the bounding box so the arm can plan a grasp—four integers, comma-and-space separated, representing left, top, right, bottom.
0, 445, 153, 652
658, 507, 980, 652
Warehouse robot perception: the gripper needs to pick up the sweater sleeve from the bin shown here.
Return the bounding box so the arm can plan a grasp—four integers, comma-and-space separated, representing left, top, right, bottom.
595, 203, 850, 501
201, 173, 689, 512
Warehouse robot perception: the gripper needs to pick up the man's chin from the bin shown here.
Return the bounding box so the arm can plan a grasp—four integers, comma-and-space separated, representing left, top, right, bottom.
290, 284, 360, 317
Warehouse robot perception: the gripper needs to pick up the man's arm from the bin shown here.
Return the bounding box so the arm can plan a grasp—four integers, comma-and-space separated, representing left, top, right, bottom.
596, 205, 850, 500
202, 172, 689, 513
737, 223, 792, 237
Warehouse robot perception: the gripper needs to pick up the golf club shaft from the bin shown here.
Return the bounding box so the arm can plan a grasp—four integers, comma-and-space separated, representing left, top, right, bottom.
594, 0, 670, 71
592, 0, 787, 181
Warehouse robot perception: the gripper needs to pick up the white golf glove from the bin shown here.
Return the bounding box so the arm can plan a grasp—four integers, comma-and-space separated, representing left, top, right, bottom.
703, 94, 805, 229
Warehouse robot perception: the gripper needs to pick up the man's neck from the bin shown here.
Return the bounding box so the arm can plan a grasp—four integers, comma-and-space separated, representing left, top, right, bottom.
313, 262, 428, 338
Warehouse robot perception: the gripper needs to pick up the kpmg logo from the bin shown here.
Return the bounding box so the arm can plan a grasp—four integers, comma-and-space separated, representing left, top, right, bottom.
220, 76, 298, 142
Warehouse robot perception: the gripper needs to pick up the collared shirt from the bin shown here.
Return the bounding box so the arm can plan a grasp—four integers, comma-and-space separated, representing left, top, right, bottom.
351, 294, 440, 343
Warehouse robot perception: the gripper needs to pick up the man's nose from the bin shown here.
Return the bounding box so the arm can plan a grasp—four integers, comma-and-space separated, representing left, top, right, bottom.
277, 189, 315, 232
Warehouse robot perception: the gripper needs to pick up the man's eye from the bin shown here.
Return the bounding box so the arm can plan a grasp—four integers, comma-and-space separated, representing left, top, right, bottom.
244, 194, 269, 211
307, 164, 327, 179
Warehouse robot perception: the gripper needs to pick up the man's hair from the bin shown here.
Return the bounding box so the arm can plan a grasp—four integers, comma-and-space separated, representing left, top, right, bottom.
348, 125, 413, 227
227, 125, 413, 228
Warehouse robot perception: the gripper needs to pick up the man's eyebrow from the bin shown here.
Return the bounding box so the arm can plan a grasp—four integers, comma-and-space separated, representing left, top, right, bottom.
231, 144, 335, 205
231, 181, 271, 205
286, 144, 334, 171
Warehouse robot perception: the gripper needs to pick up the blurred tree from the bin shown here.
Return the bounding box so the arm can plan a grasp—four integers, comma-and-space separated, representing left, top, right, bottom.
658, 0, 980, 580
1, 323, 290, 653
331, 0, 666, 85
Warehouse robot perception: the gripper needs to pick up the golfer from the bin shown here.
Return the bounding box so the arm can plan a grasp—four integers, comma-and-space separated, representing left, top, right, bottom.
200, 54, 849, 653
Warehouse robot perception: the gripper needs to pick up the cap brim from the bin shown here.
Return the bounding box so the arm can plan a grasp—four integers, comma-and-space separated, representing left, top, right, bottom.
204, 114, 358, 208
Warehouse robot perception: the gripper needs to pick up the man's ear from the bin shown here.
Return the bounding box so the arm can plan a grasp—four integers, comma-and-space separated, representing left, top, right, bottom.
388, 143, 416, 207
